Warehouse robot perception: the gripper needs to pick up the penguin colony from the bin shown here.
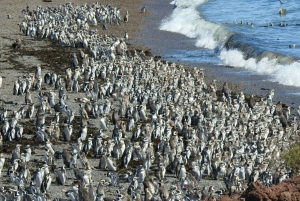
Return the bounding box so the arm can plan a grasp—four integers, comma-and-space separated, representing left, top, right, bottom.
0, 2, 299, 201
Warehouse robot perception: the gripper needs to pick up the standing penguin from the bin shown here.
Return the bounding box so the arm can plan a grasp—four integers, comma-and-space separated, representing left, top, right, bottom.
106, 155, 117, 171
178, 163, 187, 181
80, 125, 88, 141
99, 115, 107, 131
156, 163, 166, 181
24, 144, 31, 162
35, 64, 42, 79
71, 53, 79, 68
11, 144, 21, 164
137, 165, 146, 183
0, 153, 5, 178
124, 11, 129, 22
222, 82, 231, 99
41, 173, 52, 193
122, 144, 133, 168
139, 105, 147, 121
111, 109, 119, 125
25, 90, 32, 104
126, 116, 135, 131
124, 32, 128, 41
0, 75, 2, 88
56, 165, 66, 185
26, 103, 35, 119
13, 80, 19, 95
63, 124, 73, 142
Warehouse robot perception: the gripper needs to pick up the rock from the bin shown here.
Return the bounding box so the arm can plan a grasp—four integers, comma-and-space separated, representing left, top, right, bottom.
241, 176, 300, 201
213, 176, 300, 201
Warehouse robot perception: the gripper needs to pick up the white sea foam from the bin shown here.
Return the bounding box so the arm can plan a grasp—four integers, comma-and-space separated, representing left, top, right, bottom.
160, 0, 220, 49
161, 0, 300, 87
171, 0, 205, 7
219, 49, 300, 86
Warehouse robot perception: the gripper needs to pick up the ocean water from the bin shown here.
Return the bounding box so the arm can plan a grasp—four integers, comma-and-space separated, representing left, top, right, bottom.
160, 0, 300, 87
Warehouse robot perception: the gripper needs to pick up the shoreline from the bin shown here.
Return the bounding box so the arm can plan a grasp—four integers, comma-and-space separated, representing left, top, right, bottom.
133, 0, 300, 108
0, 0, 299, 200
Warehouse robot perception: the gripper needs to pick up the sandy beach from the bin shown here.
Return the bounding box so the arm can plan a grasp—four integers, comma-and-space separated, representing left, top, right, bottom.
0, 0, 152, 199
0, 0, 299, 201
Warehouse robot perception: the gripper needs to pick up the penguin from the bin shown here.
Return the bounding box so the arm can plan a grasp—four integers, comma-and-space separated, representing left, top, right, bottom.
126, 116, 135, 131
95, 193, 105, 201
132, 124, 141, 140
44, 72, 51, 84
48, 91, 56, 108
80, 152, 91, 170
121, 144, 133, 168
55, 75, 62, 90
44, 149, 53, 166
66, 110, 75, 124
137, 165, 146, 183
0, 153, 5, 178
33, 168, 43, 191
80, 104, 89, 119
56, 165, 66, 185
83, 136, 93, 154
15, 124, 23, 140
72, 79, 79, 93
25, 90, 32, 104
1, 119, 9, 136
156, 163, 166, 181
222, 82, 231, 99
62, 124, 72, 142
26, 103, 35, 119
0, 107, 7, 121
41, 173, 52, 193
45, 139, 55, 155
80, 125, 88, 141
111, 108, 119, 125
139, 105, 148, 121
124, 11, 129, 22
99, 115, 108, 131
70, 151, 78, 169
178, 163, 187, 181
24, 144, 31, 162
13, 80, 19, 95
97, 180, 106, 197
62, 149, 72, 168
79, 182, 90, 201
11, 144, 21, 164
106, 154, 117, 171
107, 172, 118, 186
49, 72, 57, 86
35, 77, 42, 91
124, 32, 128, 41
102, 21, 108, 30
71, 53, 79, 68
98, 153, 107, 170
159, 182, 169, 200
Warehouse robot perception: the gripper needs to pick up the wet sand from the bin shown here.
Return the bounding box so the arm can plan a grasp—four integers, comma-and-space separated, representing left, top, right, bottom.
134, 0, 300, 109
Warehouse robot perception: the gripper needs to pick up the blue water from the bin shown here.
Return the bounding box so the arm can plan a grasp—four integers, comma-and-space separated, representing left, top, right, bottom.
160, 0, 300, 87
201, 0, 300, 58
